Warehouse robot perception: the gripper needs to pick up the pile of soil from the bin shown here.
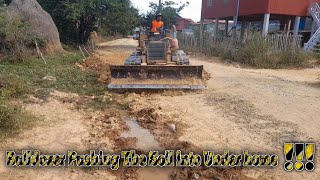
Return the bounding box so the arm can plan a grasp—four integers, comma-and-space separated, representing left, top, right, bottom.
83, 55, 111, 84
203, 69, 212, 84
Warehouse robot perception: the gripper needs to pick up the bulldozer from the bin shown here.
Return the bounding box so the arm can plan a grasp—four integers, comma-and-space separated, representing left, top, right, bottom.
108, 9, 205, 90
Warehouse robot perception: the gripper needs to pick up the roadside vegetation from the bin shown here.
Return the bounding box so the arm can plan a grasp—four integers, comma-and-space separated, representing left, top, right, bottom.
37, 0, 139, 43
180, 32, 318, 69
219, 38, 308, 69
0, 53, 109, 138
0, 4, 107, 136
0, 0, 130, 138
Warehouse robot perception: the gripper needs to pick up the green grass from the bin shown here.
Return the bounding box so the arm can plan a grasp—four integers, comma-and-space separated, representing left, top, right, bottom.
0, 53, 106, 99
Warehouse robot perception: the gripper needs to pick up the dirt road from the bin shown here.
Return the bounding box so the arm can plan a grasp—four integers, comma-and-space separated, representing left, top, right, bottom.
0, 38, 319, 180
109, 39, 320, 179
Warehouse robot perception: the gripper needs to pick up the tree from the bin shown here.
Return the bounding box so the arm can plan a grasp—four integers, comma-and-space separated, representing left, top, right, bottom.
0, 0, 11, 6
37, 0, 139, 44
140, 1, 189, 29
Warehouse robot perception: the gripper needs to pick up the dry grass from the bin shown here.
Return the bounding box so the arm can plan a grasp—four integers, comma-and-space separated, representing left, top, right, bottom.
0, 102, 38, 139
179, 33, 309, 69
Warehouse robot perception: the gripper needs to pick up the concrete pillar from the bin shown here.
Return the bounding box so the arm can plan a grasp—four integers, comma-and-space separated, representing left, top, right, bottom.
200, 20, 204, 49
215, 17, 219, 39
232, 16, 237, 39
262, 14, 270, 35
284, 24, 287, 32
287, 19, 292, 35
247, 22, 252, 37
293, 16, 301, 36
240, 20, 246, 40
225, 20, 229, 36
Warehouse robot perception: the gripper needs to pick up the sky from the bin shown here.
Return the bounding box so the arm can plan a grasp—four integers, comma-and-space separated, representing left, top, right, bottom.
130, 0, 202, 22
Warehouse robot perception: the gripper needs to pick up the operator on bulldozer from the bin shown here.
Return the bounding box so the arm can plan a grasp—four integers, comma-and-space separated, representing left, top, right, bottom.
151, 13, 164, 33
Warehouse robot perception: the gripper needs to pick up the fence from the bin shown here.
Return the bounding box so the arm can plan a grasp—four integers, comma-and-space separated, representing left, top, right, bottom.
178, 32, 303, 53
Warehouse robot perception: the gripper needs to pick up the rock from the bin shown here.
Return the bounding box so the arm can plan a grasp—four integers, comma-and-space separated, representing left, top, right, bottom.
98, 74, 109, 84
169, 124, 176, 133
91, 116, 98, 120
96, 121, 103, 126
75, 62, 85, 71
108, 117, 116, 124
42, 75, 57, 81
194, 173, 200, 179
7, 0, 64, 52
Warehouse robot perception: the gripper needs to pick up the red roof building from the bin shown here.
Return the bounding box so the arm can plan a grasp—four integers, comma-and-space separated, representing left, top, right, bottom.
201, 0, 320, 19
200, 0, 320, 44
176, 17, 196, 31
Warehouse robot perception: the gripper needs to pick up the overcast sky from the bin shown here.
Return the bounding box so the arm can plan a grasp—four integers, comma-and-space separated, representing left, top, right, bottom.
130, 0, 202, 22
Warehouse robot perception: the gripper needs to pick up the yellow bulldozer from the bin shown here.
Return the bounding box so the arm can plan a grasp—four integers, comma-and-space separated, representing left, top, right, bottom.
108, 5, 204, 90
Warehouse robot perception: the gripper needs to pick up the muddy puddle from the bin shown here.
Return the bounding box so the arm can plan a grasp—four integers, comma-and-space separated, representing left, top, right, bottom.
121, 117, 173, 179
121, 117, 162, 152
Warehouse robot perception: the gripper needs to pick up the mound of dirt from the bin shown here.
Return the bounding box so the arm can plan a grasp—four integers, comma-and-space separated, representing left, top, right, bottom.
203, 69, 212, 84
132, 108, 159, 129
83, 55, 111, 84
7, 0, 64, 53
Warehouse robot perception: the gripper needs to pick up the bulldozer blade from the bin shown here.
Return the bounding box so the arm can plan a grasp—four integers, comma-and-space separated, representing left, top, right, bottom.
108, 65, 205, 90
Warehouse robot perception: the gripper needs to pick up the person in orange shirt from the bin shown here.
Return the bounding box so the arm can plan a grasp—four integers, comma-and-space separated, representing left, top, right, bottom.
151, 13, 164, 33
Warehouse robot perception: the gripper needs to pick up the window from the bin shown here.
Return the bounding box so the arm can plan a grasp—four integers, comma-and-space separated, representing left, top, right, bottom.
208, 0, 213, 6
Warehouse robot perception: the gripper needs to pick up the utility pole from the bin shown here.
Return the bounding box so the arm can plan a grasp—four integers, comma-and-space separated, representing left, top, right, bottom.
234, 0, 241, 27
158, 0, 163, 13
232, 0, 241, 40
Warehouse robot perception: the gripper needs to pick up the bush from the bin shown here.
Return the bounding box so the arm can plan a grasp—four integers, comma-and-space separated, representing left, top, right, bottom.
234, 38, 307, 68
0, 75, 31, 100
0, 102, 37, 138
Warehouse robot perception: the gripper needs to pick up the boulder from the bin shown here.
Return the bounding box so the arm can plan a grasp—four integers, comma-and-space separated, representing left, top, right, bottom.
7, 0, 64, 53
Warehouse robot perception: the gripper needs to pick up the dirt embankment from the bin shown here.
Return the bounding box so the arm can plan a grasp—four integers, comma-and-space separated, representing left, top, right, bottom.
82, 38, 136, 84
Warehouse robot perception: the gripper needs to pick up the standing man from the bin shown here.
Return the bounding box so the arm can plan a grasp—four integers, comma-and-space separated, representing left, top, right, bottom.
151, 13, 164, 33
